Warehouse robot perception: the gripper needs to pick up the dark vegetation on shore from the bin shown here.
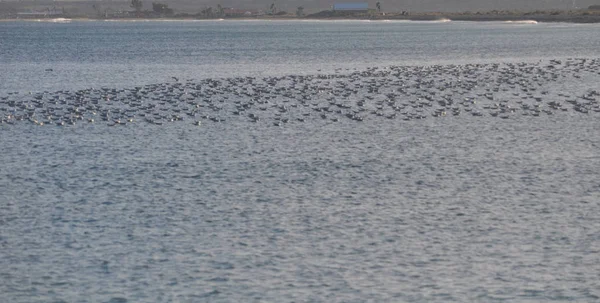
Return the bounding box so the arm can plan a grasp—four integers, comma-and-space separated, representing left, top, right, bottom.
305, 9, 600, 23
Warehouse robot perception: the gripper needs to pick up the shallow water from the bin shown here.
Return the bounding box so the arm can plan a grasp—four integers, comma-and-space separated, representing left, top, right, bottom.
1, 21, 600, 302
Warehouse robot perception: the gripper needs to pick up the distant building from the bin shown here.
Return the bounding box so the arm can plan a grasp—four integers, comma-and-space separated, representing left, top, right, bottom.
333, 2, 369, 13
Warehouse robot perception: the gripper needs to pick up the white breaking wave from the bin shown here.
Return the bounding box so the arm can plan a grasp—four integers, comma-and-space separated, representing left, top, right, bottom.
32, 18, 71, 23
505, 20, 538, 24
101, 19, 225, 22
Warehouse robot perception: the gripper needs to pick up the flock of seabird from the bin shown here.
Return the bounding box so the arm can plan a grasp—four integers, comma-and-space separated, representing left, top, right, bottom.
1, 58, 598, 127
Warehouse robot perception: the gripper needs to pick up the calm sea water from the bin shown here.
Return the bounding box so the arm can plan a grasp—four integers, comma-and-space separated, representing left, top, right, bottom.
1, 20, 600, 302
1, 20, 599, 93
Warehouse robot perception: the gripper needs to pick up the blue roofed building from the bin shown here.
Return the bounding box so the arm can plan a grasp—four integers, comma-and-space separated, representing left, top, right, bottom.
333, 2, 370, 13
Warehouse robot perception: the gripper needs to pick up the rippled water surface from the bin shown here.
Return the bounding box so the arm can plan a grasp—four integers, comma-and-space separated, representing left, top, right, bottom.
1, 20, 600, 302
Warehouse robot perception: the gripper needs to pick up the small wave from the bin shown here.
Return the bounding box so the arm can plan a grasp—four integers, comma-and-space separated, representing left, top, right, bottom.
377, 19, 416, 23
102, 19, 223, 22
51, 18, 71, 23
295, 19, 372, 23
32, 18, 71, 23
505, 20, 538, 24
434, 18, 452, 23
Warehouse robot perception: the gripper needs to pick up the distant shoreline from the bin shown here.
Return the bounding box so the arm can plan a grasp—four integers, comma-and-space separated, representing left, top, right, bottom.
2, 12, 600, 24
